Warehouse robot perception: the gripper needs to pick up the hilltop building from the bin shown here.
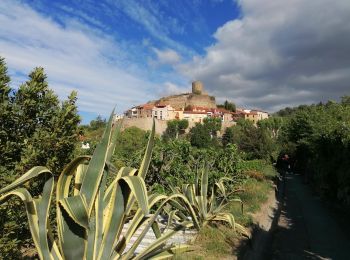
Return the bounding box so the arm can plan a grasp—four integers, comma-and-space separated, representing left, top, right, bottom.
125, 81, 217, 121
149, 81, 216, 110
152, 104, 184, 121
234, 108, 269, 124
121, 81, 269, 134
183, 106, 233, 123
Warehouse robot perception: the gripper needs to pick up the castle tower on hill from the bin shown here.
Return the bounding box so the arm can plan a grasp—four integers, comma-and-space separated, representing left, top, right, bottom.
192, 81, 203, 94
152, 81, 216, 110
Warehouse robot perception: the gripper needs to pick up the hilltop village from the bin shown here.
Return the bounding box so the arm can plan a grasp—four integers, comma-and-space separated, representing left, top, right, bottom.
120, 81, 269, 135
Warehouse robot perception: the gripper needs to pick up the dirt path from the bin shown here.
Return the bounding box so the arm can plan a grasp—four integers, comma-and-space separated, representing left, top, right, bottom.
270, 173, 350, 260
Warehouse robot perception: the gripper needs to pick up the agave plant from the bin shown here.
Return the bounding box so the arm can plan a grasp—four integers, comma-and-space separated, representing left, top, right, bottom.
170, 165, 248, 236
0, 110, 191, 259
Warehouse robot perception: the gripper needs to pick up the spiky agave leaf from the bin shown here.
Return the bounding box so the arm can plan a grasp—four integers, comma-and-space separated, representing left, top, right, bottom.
122, 193, 197, 260
0, 167, 62, 259
0, 110, 191, 260
170, 164, 248, 237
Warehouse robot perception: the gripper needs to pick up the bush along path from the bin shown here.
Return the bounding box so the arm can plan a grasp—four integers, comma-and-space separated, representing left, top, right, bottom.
269, 173, 350, 260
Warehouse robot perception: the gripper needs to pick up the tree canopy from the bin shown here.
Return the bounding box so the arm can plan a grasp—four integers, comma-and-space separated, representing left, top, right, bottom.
189, 117, 222, 148
163, 119, 189, 140
0, 57, 80, 257
217, 100, 236, 112
0, 64, 80, 175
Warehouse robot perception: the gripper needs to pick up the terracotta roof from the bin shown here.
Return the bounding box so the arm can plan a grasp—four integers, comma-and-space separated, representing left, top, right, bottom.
248, 111, 258, 115
138, 104, 154, 110
192, 106, 210, 110
154, 102, 168, 107
214, 108, 231, 113
251, 109, 269, 114
183, 111, 208, 114
186, 106, 232, 114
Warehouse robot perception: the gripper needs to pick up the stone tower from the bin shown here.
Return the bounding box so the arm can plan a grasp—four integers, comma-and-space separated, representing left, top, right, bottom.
151, 80, 217, 109
192, 81, 203, 95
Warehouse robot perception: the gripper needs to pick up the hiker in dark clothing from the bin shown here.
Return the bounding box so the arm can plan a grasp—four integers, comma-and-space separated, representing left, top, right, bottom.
282, 154, 291, 174
276, 154, 291, 176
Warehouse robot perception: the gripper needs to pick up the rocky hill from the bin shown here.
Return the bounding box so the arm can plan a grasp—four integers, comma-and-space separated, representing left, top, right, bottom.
148, 81, 217, 110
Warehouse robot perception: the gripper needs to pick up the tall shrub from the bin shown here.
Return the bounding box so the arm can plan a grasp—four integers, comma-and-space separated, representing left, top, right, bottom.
0, 58, 80, 257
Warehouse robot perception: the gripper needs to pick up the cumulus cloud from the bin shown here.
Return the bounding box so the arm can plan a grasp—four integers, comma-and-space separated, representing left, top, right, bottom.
179, 0, 350, 111
106, 0, 193, 57
159, 82, 188, 96
0, 0, 158, 118
152, 48, 181, 65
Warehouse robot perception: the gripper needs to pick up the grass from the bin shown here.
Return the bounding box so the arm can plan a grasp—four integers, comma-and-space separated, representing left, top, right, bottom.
262, 164, 278, 180
174, 226, 239, 260
175, 165, 277, 259
229, 178, 273, 226
231, 164, 277, 225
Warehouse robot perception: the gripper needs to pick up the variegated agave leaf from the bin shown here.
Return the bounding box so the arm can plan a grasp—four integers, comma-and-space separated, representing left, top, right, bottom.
170, 164, 248, 236
0, 110, 189, 259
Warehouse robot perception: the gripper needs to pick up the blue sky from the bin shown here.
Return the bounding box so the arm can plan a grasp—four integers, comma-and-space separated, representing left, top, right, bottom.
1, 0, 350, 124
27, 0, 240, 56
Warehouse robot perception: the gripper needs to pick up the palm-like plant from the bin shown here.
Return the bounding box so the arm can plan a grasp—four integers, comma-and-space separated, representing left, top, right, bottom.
170, 166, 248, 236
0, 110, 191, 259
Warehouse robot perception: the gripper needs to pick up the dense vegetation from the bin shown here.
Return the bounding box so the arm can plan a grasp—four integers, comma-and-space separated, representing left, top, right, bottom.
223, 118, 279, 161
217, 100, 236, 112
0, 57, 80, 257
1, 53, 348, 258
1, 113, 207, 259
277, 99, 350, 204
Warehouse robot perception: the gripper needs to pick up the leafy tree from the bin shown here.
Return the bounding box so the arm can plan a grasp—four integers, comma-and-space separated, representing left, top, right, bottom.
18, 91, 80, 174
257, 116, 284, 139
89, 115, 106, 130
163, 119, 189, 140
143, 139, 243, 193
223, 119, 276, 160
8, 67, 80, 175
341, 95, 350, 105
0, 57, 10, 101
0, 57, 15, 169
0, 59, 80, 257
280, 100, 350, 204
163, 120, 178, 140
0, 57, 24, 259
222, 126, 235, 147
275, 106, 295, 117
203, 117, 222, 137
113, 126, 149, 167
218, 100, 236, 112
189, 123, 212, 148
77, 115, 108, 155
189, 118, 222, 148
178, 119, 189, 133
146, 139, 193, 192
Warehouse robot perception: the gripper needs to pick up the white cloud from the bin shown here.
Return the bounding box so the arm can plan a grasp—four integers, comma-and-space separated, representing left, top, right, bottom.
0, 0, 159, 117
179, 0, 350, 111
161, 82, 188, 96
106, 0, 193, 57
152, 48, 181, 65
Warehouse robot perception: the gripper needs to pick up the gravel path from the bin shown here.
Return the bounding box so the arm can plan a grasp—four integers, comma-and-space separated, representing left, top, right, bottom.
270, 173, 350, 260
